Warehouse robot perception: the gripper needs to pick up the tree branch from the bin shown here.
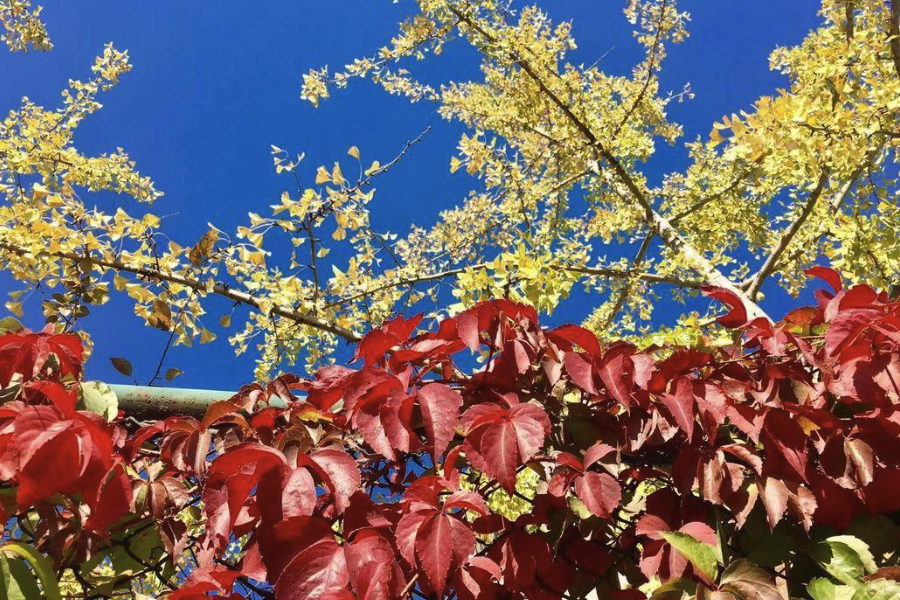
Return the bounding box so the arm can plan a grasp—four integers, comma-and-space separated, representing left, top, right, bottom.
891, 0, 900, 80
0, 241, 362, 342
604, 233, 655, 327
447, 2, 769, 321
326, 260, 704, 309
746, 172, 829, 299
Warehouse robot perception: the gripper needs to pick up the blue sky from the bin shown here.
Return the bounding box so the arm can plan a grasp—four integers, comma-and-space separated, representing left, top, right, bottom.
0, 1, 822, 390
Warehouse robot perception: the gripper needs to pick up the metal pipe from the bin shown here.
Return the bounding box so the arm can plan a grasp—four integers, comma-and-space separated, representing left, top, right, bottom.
110, 384, 239, 418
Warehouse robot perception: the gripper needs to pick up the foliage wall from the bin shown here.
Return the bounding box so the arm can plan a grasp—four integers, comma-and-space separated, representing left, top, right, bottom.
0, 271, 899, 600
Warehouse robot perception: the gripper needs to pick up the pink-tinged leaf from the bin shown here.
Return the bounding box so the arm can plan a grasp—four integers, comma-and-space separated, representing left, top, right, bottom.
306, 449, 360, 514
482, 420, 519, 492
762, 411, 809, 483
258, 516, 335, 581
658, 377, 695, 439
598, 351, 633, 409
845, 438, 875, 487
355, 403, 397, 461
575, 471, 622, 518
418, 383, 462, 463
758, 477, 788, 529
806, 266, 842, 292
508, 403, 549, 464
701, 286, 749, 328
395, 510, 430, 568
564, 351, 597, 395
276, 539, 349, 600
784, 480, 817, 532
416, 514, 454, 595
697, 452, 726, 505
282, 467, 317, 519
583, 442, 617, 471
460, 403, 505, 433
632, 354, 657, 390
455, 309, 480, 352
720, 444, 763, 476
824, 309, 881, 358
444, 490, 490, 516
548, 325, 602, 356
636, 514, 671, 539
344, 532, 402, 600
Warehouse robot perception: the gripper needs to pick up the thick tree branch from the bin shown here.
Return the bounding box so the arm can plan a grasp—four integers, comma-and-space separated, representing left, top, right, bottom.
448, 2, 770, 321
746, 173, 829, 299
327, 260, 704, 309
774, 147, 884, 273
0, 241, 362, 342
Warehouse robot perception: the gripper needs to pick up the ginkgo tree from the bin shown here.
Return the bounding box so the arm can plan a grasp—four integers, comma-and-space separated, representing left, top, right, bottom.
1, 0, 899, 378
2, 1, 900, 600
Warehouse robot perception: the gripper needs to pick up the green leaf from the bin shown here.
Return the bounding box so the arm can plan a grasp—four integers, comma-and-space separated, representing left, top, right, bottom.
78, 381, 118, 422
0, 317, 23, 334
0, 553, 33, 600
810, 535, 876, 587
1, 542, 61, 600
809, 578, 856, 600
165, 367, 183, 382
660, 531, 720, 583
109, 357, 133, 377
851, 579, 900, 600
650, 578, 696, 599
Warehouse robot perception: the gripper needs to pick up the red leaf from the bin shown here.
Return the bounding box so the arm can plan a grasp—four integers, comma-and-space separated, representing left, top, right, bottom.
481, 420, 519, 492
276, 539, 349, 600
444, 490, 490, 516
395, 510, 429, 567
863, 469, 900, 514
658, 377, 695, 439
418, 383, 462, 464
806, 266, 842, 292
575, 471, 622, 518
598, 349, 633, 409
306, 449, 360, 514
353, 329, 400, 367
548, 325, 602, 356
564, 351, 597, 395
824, 308, 881, 358
701, 286, 749, 328
463, 403, 548, 493
416, 513, 454, 595
761, 410, 809, 483
758, 476, 788, 529
84, 462, 133, 532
